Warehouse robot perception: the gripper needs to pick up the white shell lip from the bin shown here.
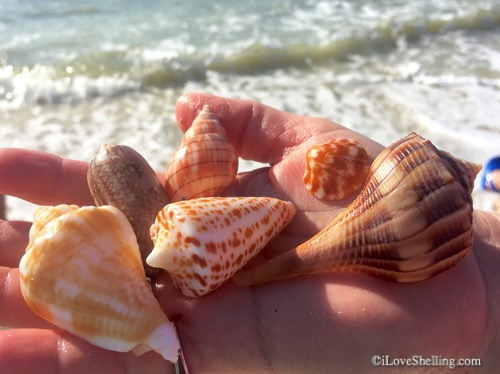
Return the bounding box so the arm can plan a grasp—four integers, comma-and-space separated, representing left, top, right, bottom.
131, 323, 180, 361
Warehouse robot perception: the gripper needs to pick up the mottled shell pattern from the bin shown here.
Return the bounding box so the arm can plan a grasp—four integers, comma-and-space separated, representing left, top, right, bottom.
19, 205, 180, 362
87, 144, 170, 278
147, 196, 296, 297
164, 105, 238, 202
303, 138, 370, 201
233, 133, 482, 286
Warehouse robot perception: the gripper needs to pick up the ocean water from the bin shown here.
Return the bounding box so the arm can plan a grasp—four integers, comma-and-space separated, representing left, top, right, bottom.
1, 0, 500, 218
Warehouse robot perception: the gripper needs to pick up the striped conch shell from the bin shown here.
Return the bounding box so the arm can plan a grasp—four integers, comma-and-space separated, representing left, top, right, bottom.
19, 204, 180, 362
147, 197, 296, 297
303, 138, 370, 200
164, 105, 238, 202
87, 144, 170, 278
233, 133, 481, 286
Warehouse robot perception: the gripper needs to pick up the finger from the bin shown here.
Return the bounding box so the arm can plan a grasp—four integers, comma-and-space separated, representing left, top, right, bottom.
175, 92, 384, 219
175, 92, 383, 165
175, 93, 323, 203
0, 220, 31, 268
175, 92, 339, 165
0, 267, 52, 329
0, 149, 93, 207
0, 329, 172, 374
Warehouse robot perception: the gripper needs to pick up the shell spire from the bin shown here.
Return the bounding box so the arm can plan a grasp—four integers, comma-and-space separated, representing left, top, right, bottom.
19, 205, 180, 362
233, 133, 481, 286
147, 196, 296, 297
164, 105, 239, 202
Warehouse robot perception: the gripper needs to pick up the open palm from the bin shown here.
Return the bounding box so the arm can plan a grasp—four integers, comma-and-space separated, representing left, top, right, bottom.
0, 93, 498, 373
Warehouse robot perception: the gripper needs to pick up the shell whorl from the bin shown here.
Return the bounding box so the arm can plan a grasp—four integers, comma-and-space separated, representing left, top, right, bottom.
233, 133, 482, 286
19, 205, 180, 361
164, 105, 238, 202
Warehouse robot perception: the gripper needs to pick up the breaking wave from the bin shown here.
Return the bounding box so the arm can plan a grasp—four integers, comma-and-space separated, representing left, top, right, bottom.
1, 5, 499, 106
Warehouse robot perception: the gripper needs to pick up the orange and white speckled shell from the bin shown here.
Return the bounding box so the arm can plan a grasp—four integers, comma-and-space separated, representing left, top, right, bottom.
19, 205, 180, 362
303, 138, 370, 201
164, 105, 238, 202
147, 196, 296, 297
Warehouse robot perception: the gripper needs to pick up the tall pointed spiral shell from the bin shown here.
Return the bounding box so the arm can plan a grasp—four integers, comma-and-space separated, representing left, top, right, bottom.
233, 133, 482, 286
19, 205, 180, 362
164, 105, 238, 202
147, 196, 296, 297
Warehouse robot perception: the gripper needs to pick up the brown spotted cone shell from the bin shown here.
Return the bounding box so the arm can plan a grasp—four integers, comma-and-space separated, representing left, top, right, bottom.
304, 138, 370, 200
147, 196, 296, 297
87, 144, 170, 277
233, 132, 482, 286
164, 105, 238, 202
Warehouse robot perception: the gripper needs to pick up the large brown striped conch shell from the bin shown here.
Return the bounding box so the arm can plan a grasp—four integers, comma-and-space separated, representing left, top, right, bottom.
233, 133, 482, 286
87, 144, 170, 277
303, 138, 370, 201
19, 204, 180, 362
164, 105, 238, 202
147, 196, 296, 297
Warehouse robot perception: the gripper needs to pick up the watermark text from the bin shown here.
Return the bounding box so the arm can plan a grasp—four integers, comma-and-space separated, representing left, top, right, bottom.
371, 355, 481, 369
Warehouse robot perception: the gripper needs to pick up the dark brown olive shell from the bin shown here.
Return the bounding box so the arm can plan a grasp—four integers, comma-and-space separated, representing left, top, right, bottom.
87, 144, 170, 277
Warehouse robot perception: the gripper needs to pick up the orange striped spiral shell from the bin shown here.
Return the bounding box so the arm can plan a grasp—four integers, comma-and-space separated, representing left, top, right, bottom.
164, 105, 238, 202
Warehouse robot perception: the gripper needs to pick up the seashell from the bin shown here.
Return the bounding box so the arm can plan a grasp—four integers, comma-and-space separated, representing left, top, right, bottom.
19, 204, 180, 362
164, 105, 238, 202
233, 133, 482, 286
147, 196, 296, 297
87, 144, 170, 278
28, 204, 79, 243
303, 138, 370, 200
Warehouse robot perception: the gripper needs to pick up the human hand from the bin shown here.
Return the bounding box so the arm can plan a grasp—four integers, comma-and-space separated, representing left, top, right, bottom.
0, 92, 498, 373
0, 150, 172, 373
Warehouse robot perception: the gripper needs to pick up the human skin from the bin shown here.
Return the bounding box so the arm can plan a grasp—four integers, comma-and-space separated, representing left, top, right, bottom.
0, 92, 499, 373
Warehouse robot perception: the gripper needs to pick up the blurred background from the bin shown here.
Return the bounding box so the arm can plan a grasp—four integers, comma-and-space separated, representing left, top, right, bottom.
1, 0, 499, 218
